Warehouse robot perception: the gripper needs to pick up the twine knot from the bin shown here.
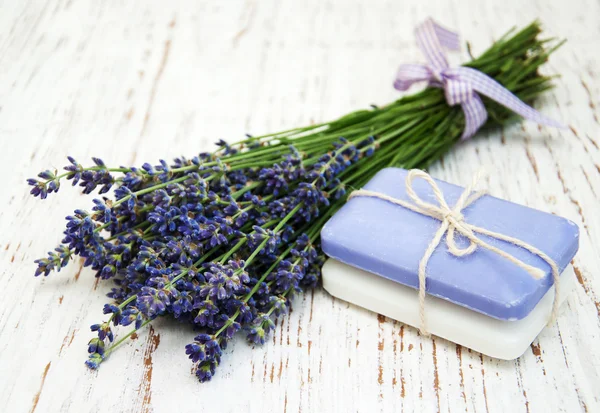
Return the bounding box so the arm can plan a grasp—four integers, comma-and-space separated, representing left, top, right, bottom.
347, 169, 560, 336
442, 209, 462, 223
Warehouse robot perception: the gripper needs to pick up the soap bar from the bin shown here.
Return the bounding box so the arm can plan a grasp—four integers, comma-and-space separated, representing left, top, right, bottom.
321, 168, 579, 320
322, 259, 574, 360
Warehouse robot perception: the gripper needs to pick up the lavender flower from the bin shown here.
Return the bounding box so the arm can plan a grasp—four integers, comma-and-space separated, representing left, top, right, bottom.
26, 22, 564, 383
27, 121, 365, 382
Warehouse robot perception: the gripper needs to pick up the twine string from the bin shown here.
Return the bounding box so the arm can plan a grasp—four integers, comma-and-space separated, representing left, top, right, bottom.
347, 169, 560, 336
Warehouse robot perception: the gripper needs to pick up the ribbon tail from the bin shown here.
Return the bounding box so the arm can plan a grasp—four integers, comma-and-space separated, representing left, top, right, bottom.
460, 94, 488, 140
456, 67, 567, 129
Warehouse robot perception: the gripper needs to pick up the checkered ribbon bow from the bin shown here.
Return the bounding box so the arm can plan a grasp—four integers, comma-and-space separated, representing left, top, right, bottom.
394, 18, 565, 139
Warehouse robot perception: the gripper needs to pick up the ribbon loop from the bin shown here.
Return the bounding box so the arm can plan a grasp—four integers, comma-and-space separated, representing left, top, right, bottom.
347, 169, 561, 337
394, 19, 565, 139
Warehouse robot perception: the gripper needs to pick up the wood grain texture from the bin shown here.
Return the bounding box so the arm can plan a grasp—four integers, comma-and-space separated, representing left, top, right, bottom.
1, 0, 599, 412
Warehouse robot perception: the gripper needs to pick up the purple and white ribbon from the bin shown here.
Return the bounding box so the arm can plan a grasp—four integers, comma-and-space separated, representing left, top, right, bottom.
394, 18, 565, 140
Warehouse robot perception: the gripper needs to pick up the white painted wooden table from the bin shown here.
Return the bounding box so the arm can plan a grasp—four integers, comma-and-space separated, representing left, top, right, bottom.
1, 1, 599, 412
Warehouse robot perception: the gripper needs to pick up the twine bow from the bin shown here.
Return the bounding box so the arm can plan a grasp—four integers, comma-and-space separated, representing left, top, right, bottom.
394, 18, 565, 139
348, 169, 560, 336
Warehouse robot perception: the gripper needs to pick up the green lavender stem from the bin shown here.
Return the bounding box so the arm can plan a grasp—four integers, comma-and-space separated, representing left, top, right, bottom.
74, 21, 562, 366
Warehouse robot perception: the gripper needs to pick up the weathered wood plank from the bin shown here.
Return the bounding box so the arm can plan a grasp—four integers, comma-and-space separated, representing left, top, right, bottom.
0, 0, 598, 412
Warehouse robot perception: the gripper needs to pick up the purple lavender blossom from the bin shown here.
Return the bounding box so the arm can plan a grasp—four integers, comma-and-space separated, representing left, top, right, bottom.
28, 132, 361, 382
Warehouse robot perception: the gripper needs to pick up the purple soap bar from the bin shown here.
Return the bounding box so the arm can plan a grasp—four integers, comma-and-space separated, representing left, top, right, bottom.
321, 168, 579, 320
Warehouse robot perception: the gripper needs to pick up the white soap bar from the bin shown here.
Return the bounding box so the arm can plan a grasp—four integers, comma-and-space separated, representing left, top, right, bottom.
322, 259, 574, 360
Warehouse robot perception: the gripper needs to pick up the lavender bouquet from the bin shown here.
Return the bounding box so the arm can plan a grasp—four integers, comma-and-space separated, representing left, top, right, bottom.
28, 21, 562, 382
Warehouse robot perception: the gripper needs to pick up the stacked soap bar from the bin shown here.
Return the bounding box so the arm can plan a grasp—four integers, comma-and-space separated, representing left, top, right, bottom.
321, 168, 579, 359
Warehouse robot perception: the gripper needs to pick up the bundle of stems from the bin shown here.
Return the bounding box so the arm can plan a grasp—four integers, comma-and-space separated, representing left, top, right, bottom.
242, 22, 562, 190
28, 21, 562, 382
